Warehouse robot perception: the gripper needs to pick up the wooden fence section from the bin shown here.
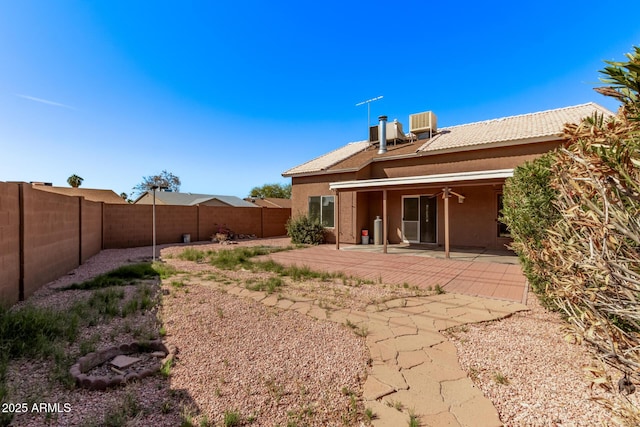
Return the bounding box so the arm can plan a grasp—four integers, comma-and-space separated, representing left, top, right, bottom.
0, 182, 291, 306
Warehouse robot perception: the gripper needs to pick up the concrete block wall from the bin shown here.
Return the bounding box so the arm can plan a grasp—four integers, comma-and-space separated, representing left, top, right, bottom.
198, 206, 263, 240
102, 204, 152, 249
21, 184, 81, 300
262, 208, 291, 238
0, 184, 290, 306
81, 199, 103, 263
157, 206, 198, 244
0, 182, 20, 307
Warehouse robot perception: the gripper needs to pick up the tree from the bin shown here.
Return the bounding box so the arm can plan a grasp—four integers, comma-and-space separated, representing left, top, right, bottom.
67, 174, 83, 188
132, 170, 181, 196
120, 192, 133, 203
249, 182, 291, 199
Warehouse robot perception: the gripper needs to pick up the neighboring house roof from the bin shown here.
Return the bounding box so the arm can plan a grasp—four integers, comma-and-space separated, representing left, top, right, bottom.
282, 102, 614, 177
245, 197, 292, 208
32, 185, 127, 204
134, 191, 257, 207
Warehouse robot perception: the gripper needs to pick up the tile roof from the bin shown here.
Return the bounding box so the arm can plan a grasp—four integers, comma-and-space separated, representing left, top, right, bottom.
32, 185, 127, 204
136, 192, 257, 207
415, 102, 613, 153
282, 102, 614, 177
282, 141, 369, 176
245, 197, 292, 208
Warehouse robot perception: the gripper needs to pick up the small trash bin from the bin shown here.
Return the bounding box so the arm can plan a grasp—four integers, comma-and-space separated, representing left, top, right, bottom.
361, 229, 369, 245
182, 234, 191, 243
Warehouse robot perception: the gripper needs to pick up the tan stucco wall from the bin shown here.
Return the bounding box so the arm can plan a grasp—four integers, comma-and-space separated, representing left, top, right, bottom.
382, 185, 506, 248
291, 172, 358, 243
290, 140, 559, 248
369, 141, 560, 179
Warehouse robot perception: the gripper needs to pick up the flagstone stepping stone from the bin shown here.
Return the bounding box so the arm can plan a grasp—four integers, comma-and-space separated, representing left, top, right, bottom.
111, 355, 142, 369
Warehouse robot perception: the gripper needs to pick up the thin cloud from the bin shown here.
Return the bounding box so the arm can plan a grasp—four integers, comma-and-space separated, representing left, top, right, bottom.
16, 94, 76, 110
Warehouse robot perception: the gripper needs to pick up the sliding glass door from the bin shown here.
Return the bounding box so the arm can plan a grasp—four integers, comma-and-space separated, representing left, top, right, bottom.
402, 195, 437, 244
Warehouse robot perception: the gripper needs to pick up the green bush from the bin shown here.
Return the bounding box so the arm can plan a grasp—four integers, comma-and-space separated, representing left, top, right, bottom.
501, 152, 560, 301
285, 215, 325, 245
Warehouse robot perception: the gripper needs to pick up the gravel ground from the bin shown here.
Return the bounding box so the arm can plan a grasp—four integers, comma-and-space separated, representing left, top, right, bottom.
445, 294, 639, 426
162, 281, 369, 426
4, 239, 638, 426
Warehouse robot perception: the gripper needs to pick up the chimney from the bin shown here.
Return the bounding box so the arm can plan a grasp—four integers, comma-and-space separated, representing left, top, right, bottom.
377, 115, 388, 154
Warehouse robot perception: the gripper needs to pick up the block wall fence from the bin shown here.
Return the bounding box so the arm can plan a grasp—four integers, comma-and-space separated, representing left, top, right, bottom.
0, 182, 291, 307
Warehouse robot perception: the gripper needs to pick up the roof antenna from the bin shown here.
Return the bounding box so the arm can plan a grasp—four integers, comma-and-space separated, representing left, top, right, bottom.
356, 96, 383, 140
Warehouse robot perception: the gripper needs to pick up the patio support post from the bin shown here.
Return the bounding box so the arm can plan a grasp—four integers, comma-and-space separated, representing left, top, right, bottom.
383, 189, 388, 254
335, 190, 340, 250
443, 187, 450, 259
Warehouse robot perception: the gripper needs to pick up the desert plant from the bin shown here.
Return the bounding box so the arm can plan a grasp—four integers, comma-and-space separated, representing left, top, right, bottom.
246, 277, 284, 294
286, 215, 325, 245
503, 46, 640, 421
408, 409, 420, 427
178, 248, 209, 263
160, 357, 173, 377
223, 410, 241, 427
493, 372, 509, 385
502, 153, 560, 303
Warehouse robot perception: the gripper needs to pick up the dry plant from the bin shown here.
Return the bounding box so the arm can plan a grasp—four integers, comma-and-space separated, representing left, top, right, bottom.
505, 46, 640, 424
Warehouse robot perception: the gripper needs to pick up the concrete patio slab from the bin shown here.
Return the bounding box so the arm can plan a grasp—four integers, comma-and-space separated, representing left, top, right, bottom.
264, 244, 527, 304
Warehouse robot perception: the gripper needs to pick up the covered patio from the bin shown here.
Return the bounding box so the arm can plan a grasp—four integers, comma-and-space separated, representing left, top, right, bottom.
330, 169, 514, 257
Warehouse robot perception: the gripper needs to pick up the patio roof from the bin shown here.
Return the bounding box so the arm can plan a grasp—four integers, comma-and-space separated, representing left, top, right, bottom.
331, 168, 516, 259
329, 168, 514, 191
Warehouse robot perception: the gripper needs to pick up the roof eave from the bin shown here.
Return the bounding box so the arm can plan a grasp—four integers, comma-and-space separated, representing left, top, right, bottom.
329, 168, 515, 191
283, 166, 362, 178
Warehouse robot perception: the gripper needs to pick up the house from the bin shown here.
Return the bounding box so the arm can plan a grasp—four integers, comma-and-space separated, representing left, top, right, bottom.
32, 184, 128, 204
134, 191, 258, 207
282, 102, 613, 254
245, 197, 293, 209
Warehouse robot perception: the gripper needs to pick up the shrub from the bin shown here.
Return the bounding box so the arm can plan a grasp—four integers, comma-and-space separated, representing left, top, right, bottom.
286, 215, 325, 245
501, 152, 560, 303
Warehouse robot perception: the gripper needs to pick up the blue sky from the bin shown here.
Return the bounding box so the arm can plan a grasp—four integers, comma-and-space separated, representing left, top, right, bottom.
1, 1, 638, 198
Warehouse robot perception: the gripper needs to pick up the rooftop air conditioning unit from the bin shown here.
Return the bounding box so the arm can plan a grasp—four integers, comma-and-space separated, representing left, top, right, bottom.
409, 111, 437, 138
369, 120, 407, 144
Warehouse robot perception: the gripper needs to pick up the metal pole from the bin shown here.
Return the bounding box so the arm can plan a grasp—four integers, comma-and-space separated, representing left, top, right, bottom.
152, 188, 156, 262
356, 96, 383, 139
443, 187, 450, 259
383, 189, 388, 254
335, 190, 340, 250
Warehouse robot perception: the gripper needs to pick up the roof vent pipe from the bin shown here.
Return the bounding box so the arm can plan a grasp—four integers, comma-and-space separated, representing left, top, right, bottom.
378, 115, 388, 154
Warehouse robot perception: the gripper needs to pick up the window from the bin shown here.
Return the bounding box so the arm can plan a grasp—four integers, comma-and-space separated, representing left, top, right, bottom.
308, 195, 334, 227
497, 194, 511, 238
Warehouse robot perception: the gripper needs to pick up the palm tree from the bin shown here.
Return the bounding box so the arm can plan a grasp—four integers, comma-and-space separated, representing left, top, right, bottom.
67, 174, 84, 188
